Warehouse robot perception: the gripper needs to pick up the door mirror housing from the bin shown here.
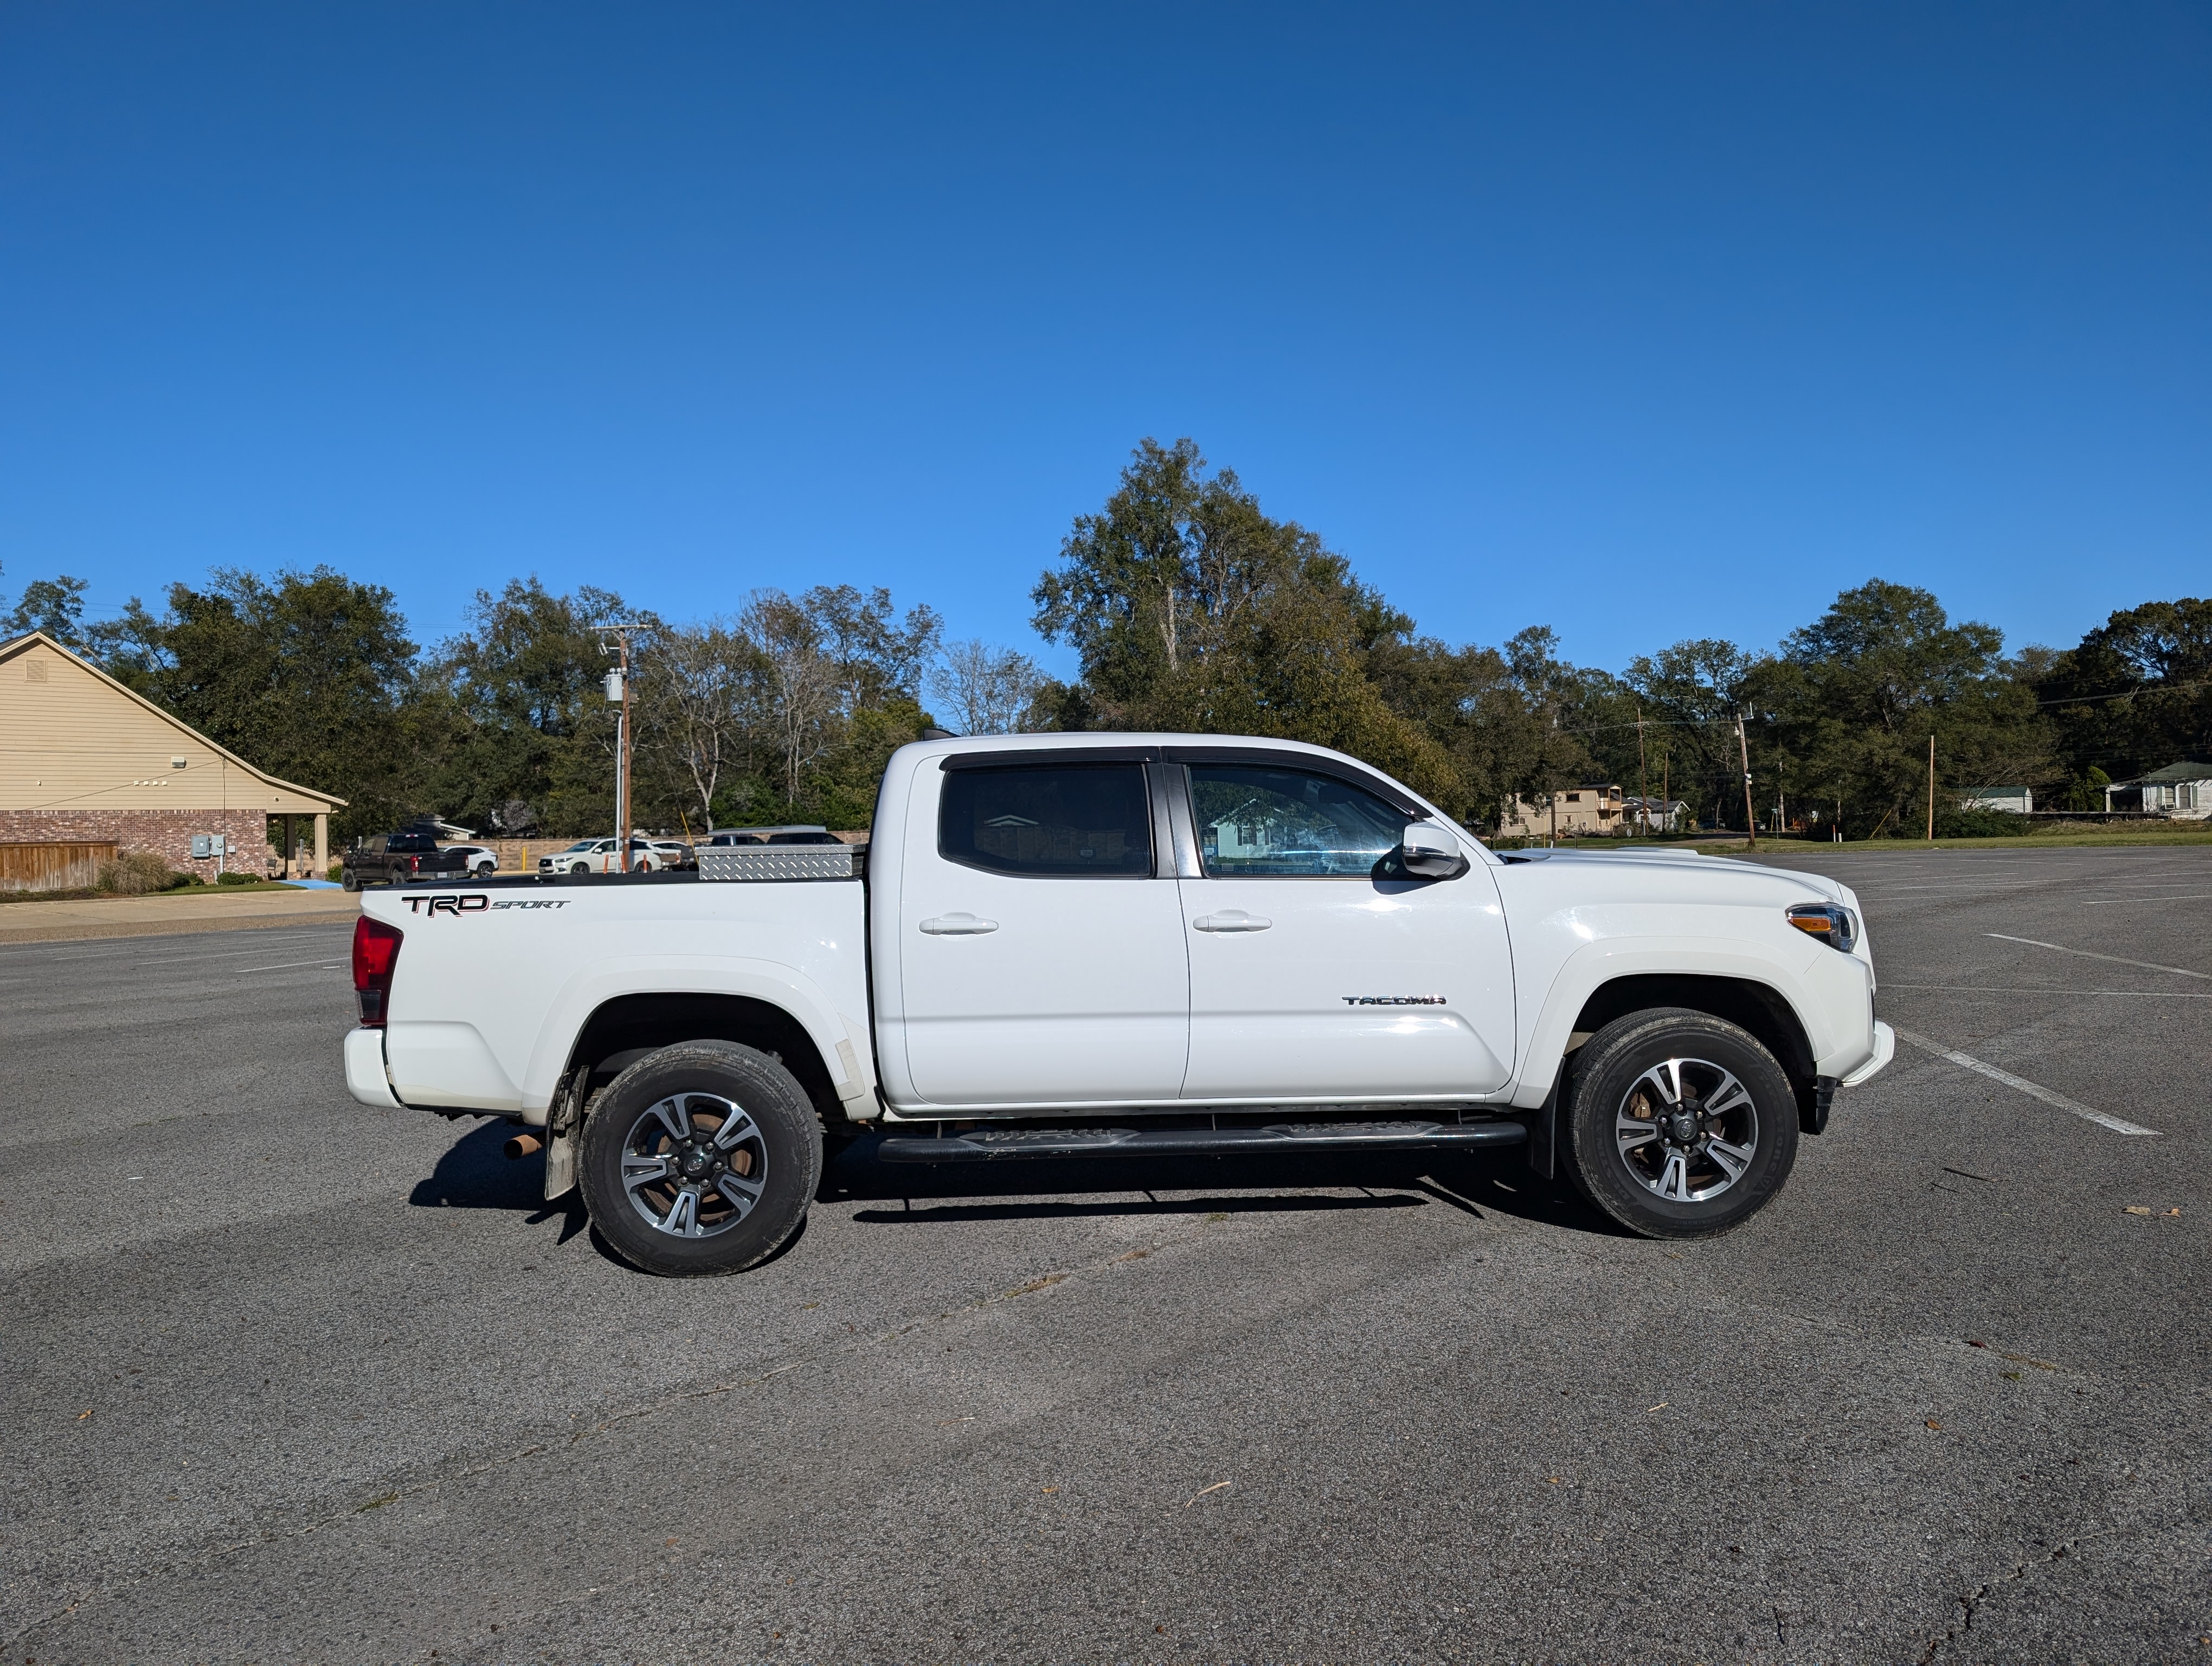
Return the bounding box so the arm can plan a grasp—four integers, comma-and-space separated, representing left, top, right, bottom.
1399, 818, 1464, 877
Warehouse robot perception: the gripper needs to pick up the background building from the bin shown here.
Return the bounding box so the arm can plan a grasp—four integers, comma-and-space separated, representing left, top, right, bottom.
1497, 784, 1630, 839
2105, 762, 2212, 818
0, 631, 343, 880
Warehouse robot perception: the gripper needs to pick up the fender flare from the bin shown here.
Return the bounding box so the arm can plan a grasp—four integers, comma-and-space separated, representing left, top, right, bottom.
1509, 938, 1823, 1111
518, 955, 874, 1118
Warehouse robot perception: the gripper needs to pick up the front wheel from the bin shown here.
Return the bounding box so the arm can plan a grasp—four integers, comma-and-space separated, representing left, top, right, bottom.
578, 1041, 823, 1276
1562, 1008, 1799, 1240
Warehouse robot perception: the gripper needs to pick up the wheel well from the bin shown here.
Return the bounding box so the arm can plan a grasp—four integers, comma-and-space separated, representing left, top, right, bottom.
564, 993, 843, 1126
1569, 975, 1818, 1124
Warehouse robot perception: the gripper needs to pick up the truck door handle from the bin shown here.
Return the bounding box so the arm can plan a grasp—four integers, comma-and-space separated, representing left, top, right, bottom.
919, 913, 999, 935
1192, 911, 1271, 933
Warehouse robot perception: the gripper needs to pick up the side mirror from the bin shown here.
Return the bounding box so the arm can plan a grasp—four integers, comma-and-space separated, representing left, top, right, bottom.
1399, 818, 1464, 877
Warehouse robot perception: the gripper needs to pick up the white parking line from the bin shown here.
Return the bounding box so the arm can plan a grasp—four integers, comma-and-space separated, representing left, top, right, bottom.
1895, 1029, 2158, 1136
1885, 983, 2212, 999
1986, 933, 2209, 981
2081, 895, 2212, 906
231, 959, 348, 973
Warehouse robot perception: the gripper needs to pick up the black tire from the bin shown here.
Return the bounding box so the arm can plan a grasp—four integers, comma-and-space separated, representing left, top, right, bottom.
578, 1041, 822, 1277
571, 863, 589, 875
1561, 1007, 1799, 1240
340, 869, 360, 892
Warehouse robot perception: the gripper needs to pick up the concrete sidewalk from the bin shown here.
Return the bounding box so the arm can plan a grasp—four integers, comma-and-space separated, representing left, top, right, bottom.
0, 885, 359, 945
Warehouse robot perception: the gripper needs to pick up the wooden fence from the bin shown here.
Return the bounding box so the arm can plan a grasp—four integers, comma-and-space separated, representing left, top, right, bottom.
0, 842, 117, 893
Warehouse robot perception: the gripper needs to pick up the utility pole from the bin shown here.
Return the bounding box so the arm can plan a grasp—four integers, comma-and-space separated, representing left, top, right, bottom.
1736, 712, 1758, 851
1636, 706, 1651, 838
1927, 734, 1936, 843
600, 623, 642, 872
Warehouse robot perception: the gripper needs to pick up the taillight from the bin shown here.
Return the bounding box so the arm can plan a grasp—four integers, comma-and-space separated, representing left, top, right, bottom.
353, 917, 403, 1026
409, 854, 421, 873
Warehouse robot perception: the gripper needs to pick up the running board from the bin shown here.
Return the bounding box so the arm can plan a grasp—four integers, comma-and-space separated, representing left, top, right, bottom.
876, 1118, 1527, 1164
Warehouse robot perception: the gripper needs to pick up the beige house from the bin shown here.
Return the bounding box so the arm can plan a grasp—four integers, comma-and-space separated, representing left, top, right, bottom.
1497, 783, 1632, 839
0, 630, 344, 882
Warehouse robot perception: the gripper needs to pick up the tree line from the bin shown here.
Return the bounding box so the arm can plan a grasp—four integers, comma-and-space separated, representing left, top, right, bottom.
4, 437, 2206, 842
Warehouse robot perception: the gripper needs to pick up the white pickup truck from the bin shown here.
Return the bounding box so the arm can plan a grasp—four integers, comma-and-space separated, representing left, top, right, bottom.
343, 733, 1893, 1276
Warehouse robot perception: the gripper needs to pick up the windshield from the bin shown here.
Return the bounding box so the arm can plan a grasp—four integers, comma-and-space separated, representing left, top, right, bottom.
562, 841, 596, 853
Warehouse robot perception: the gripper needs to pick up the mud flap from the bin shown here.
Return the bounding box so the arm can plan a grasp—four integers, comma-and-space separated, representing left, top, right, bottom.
543, 1068, 586, 1201
1803, 1075, 1837, 1136
1523, 1068, 1560, 1181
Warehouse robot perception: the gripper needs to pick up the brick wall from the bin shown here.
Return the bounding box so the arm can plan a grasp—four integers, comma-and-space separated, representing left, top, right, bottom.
0, 809, 275, 877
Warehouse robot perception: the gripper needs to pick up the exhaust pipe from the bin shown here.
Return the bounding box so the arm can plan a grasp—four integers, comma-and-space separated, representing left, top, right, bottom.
504, 1133, 544, 1161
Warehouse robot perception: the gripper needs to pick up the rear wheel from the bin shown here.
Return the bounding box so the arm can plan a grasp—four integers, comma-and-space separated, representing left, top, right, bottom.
1562, 1008, 1798, 1239
578, 1041, 822, 1276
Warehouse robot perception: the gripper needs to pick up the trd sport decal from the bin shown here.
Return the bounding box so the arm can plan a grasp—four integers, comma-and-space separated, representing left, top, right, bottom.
401, 894, 570, 914
1341, 995, 1446, 1005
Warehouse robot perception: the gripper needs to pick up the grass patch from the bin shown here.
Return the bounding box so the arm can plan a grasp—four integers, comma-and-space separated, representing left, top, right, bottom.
0, 875, 297, 904
1497, 826, 2212, 856
1699, 828, 2212, 854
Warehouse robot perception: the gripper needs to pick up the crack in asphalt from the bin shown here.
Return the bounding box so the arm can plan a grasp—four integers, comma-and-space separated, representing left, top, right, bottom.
1916, 1528, 2120, 1665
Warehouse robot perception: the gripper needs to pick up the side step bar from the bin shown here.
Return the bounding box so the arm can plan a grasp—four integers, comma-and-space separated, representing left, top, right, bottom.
877, 1118, 1527, 1164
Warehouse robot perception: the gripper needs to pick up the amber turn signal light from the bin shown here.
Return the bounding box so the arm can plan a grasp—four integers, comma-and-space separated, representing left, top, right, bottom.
1785, 902, 1856, 952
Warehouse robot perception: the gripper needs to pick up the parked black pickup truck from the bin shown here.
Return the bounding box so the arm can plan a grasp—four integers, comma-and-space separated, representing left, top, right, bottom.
341, 829, 474, 890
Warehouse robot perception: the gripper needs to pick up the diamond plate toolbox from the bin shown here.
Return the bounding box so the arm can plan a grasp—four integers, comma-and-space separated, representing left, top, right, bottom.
697, 844, 866, 882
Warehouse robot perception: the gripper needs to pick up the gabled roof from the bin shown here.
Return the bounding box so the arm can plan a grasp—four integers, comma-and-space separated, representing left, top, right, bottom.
0, 630, 346, 811
2117, 760, 2212, 786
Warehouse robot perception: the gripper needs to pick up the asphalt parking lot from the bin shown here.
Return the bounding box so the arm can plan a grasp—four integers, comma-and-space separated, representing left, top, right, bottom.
3, 846, 2208, 1665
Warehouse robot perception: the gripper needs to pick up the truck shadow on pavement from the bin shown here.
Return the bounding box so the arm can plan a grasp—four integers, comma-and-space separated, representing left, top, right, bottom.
409, 1117, 593, 1245
819, 1133, 1630, 1238
405, 1119, 1634, 1259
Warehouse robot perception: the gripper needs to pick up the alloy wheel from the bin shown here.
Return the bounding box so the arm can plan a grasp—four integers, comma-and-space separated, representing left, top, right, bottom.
618, 1093, 768, 1238
1614, 1057, 1759, 1203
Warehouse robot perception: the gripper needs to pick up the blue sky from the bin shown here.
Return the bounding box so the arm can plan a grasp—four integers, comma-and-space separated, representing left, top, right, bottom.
2, 3, 2205, 678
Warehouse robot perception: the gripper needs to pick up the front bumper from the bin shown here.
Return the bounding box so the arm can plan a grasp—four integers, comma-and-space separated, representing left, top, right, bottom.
344, 1027, 402, 1108
1840, 1020, 1895, 1088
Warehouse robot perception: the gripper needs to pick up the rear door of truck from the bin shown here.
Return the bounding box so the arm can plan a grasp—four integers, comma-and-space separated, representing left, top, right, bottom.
891, 749, 1191, 1107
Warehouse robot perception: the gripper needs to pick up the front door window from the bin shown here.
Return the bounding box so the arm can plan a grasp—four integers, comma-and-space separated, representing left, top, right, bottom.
1192, 765, 1406, 877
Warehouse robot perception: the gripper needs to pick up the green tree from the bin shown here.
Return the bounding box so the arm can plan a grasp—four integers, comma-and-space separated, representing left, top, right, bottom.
2036, 597, 2212, 785
1034, 438, 1457, 802
430, 579, 639, 838
85, 568, 423, 840
1767, 579, 2046, 838
3, 573, 92, 647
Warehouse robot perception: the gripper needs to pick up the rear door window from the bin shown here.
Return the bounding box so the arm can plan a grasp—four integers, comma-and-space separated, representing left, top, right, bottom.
939, 764, 1153, 877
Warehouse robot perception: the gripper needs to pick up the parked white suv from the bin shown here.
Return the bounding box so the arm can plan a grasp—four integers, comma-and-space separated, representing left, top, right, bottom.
536, 837, 664, 875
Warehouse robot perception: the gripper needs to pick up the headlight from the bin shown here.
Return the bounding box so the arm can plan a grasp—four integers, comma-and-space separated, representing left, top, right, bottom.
1786, 902, 1857, 952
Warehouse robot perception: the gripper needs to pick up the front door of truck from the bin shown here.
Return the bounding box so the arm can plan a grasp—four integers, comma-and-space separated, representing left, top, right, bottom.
1176, 758, 1514, 1100
897, 756, 1189, 1107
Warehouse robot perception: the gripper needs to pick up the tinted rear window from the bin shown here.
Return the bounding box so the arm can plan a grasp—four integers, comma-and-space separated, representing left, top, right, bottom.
939, 764, 1152, 877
